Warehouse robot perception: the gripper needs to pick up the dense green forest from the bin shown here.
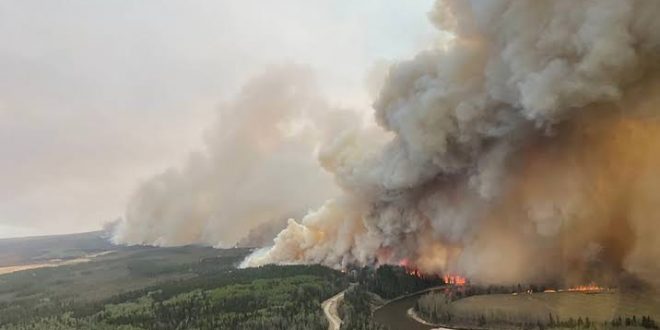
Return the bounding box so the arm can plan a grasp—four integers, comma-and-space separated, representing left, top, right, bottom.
0, 240, 445, 330
0, 245, 346, 330
355, 265, 444, 300
2, 265, 345, 330
0, 246, 248, 326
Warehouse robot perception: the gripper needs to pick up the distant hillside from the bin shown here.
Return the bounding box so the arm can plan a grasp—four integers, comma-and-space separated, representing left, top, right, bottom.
0, 231, 116, 267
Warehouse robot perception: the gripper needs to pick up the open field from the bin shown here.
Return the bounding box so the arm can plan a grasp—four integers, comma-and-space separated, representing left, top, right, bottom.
415, 288, 660, 329
0, 231, 115, 267
450, 291, 660, 322
0, 251, 116, 276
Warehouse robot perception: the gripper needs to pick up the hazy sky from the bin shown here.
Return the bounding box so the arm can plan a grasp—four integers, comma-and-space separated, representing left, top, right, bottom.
0, 0, 435, 239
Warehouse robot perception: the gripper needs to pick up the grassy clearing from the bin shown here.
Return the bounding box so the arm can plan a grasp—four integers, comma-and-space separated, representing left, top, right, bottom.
450, 291, 660, 322
0, 231, 115, 267
417, 289, 660, 329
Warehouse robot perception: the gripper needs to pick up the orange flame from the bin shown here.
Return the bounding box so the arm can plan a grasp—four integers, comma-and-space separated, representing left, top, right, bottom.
398, 261, 431, 279
567, 283, 605, 292
443, 274, 467, 286
397, 259, 468, 285
399, 258, 423, 277
407, 268, 422, 277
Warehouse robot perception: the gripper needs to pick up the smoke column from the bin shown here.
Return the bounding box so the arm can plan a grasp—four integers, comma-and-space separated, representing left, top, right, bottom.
244, 0, 660, 286
113, 66, 356, 248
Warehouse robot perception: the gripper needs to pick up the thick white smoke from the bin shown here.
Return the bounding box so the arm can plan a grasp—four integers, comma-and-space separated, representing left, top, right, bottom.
245, 0, 660, 286
113, 65, 359, 247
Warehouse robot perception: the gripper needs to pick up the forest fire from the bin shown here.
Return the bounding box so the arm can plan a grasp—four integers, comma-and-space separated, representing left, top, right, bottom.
540, 283, 609, 294
443, 275, 467, 286
398, 260, 424, 278
566, 283, 606, 293
398, 258, 468, 285
406, 268, 422, 277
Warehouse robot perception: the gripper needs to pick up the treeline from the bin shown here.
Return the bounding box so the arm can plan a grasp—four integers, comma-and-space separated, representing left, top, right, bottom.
545, 313, 658, 329
602, 315, 658, 329
353, 265, 443, 299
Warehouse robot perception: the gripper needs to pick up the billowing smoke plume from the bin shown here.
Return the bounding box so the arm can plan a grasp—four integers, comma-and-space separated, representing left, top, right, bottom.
113, 65, 358, 247
236, 217, 289, 248
245, 0, 660, 286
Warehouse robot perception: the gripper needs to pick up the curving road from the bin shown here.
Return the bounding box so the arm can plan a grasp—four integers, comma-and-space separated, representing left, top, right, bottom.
322, 289, 346, 330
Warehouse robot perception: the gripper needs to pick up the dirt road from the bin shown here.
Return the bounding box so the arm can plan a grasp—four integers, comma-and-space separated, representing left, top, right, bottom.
322, 289, 346, 330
